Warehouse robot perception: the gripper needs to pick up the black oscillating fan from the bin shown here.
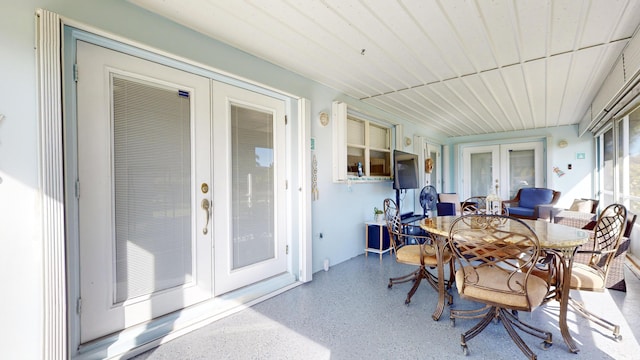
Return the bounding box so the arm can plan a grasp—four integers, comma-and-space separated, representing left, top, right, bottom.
419, 185, 438, 217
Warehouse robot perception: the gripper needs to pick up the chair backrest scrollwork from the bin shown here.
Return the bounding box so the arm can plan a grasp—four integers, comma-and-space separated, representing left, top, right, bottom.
448, 214, 541, 303
589, 203, 627, 273
383, 198, 403, 252
461, 196, 507, 215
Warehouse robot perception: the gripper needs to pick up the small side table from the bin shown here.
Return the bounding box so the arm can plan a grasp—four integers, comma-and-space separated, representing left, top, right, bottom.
365, 221, 391, 260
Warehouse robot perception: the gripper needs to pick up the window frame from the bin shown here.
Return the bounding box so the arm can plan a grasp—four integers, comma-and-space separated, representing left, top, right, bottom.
595, 104, 640, 214
332, 101, 394, 183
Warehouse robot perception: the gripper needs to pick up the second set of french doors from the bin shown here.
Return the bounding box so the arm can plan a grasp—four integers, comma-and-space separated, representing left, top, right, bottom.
462, 142, 544, 200
75, 41, 288, 343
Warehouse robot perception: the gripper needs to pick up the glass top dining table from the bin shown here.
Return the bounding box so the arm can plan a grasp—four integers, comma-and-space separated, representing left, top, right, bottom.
419, 215, 589, 249
420, 215, 590, 353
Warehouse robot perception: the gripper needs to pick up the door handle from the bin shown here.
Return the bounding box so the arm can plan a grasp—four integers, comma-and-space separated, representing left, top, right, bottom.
201, 198, 210, 234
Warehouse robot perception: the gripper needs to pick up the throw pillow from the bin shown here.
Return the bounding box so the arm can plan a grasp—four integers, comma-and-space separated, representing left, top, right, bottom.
569, 199, 593, 213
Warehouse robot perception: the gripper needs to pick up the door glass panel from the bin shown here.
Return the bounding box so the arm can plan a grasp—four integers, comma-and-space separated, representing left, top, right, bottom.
508, 149, 534, 199
470, 152, 492, 196
603, 128, 615, 205
231, 105, 275, 269
428, 150, 437, 187
113, 76, 192, 303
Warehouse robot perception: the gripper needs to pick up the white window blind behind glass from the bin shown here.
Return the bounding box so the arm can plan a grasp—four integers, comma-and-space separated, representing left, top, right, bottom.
112, 76, 192, 303
508, 150, 534, 199
231, 105, 275, 269
470, 152, 492, 196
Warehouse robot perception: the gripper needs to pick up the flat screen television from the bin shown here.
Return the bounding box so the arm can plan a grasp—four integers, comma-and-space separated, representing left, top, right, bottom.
392, 150, 419, 190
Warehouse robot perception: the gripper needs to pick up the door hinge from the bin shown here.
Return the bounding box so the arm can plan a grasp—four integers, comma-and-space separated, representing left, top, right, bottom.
75, 179, 80, 199
285, 180, 288, 190
76, 297, 82, 315
73, 63, 79, 82
284, 115, 288, 125
286, 245, 289, 255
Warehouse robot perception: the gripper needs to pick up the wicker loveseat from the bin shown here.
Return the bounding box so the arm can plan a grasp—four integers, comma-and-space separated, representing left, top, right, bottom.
503, 187, 560, 220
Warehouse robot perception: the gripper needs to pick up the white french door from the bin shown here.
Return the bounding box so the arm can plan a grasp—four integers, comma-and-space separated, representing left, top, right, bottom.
75, 41, 289, 343
424, 142, 442, 190
413, 138, 442, 211
462, 142, 543, 200
76, 41, 213, 342
212, 82, 287, 295
463, 145, 500, 198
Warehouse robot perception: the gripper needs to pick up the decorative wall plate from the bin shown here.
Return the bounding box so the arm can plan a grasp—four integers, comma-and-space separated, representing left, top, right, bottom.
319, 112, 329, 126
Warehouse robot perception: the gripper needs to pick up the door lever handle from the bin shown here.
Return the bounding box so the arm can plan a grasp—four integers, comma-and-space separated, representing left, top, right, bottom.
201, 198, 210, 234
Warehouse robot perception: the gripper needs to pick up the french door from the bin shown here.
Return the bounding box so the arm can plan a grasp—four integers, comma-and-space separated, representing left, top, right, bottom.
463, 145, 500, 198
413, 139, 442, 211
462, 142, 543, 200
75, 40, 287, 343
211, 82, 287, 295
422, 142, 441, 190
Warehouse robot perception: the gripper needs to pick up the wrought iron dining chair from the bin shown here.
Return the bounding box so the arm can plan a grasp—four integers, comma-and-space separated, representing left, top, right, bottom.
383, 198, 453, 315
575, 211, 636, 292
448, 214, 552, 359
568, 203, 627, 340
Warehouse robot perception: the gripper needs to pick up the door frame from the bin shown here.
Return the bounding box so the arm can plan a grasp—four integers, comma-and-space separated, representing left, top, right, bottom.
414, 137, 442, 191
37, 11, 311, 359
413, 136, 442, 212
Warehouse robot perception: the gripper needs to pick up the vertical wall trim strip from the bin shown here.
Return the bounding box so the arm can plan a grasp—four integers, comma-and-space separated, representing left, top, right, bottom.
298, 98, 312, 282
36, 9, 67, 360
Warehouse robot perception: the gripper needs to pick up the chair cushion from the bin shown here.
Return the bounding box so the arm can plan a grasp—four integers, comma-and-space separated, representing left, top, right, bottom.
508, 207, 534, 218
569, 199, 594, 213
570, 263, 605, 291
455, 266, 548, 310
439, 193, 460, 212
519, 188, 554, 209
396, 245, 452, 266
436, 202, 456, 216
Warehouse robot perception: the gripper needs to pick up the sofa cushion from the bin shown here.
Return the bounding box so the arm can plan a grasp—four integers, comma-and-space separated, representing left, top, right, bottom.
519, 188, 554, 209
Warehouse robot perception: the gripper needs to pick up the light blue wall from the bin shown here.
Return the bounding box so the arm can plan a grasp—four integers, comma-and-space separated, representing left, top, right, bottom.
0, 1, 596, 358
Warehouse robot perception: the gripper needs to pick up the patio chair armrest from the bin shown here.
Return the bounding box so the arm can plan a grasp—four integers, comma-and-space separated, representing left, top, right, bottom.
503, 199, 518, 206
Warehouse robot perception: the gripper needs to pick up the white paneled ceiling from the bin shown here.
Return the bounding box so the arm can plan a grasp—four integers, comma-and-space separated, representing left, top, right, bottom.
130, 0, 640, 137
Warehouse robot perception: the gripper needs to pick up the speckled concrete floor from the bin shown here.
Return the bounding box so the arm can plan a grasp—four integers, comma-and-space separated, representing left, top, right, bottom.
132, 254, 640, 359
